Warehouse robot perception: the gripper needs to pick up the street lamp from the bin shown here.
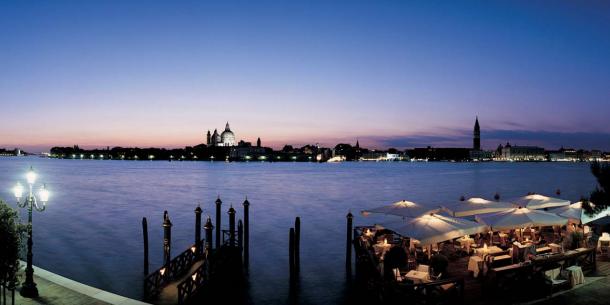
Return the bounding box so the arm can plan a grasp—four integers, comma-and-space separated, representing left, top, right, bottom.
13, 166, 49, 298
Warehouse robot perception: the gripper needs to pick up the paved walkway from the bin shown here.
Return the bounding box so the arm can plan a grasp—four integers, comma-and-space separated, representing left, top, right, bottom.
534, 276, 610, 305
4, 263, 150, 305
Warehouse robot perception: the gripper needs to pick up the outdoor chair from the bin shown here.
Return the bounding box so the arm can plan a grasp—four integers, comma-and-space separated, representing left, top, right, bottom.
543, 266, 569, 295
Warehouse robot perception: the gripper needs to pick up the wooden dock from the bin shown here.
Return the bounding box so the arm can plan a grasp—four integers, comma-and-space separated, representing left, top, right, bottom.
142, 198, 249, 305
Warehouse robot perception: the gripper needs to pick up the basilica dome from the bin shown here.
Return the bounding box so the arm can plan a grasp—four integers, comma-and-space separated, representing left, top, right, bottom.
221, 130, 235, 143
220, 122, 236, 146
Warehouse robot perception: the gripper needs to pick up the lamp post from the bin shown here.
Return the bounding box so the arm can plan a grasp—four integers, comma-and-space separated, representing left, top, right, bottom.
13, 166, 49, 298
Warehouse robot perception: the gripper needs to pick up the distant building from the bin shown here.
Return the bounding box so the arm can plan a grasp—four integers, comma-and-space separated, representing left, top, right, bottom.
409, 147, 471, 161
548, 147, 578, 161
498, 143, 545, 161
360, 151, 403, 161
206, 122, 237, 147
229, 146, 266, 160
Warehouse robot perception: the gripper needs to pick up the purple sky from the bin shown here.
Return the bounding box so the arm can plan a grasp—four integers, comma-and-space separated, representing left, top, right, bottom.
1, 1, 610, 152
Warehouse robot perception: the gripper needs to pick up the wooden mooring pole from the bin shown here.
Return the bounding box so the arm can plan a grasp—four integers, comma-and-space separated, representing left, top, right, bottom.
204, 216, 214, 255
289, 228, 295, 281
294, 217, 301, 274
163, 211, 172, 269
346, 212, 353, 271
195, 205, 202, 254
142, 217, 149, 276
238, 220, 243, 250
228, 206, 236, 247
215, 197, 222, 249
243, 198, 250, 271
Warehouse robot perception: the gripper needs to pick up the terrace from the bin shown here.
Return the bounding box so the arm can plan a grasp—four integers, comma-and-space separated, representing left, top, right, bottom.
353, 225, 610, 305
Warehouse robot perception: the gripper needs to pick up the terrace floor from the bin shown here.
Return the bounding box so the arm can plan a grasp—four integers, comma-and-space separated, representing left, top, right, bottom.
444, 253, 610, 305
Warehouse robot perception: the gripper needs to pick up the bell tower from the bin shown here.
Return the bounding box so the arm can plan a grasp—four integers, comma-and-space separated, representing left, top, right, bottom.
473, 116, 481, 150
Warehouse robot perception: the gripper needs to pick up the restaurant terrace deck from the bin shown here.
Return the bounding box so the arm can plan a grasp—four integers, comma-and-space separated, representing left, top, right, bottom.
353, 224, 610, 305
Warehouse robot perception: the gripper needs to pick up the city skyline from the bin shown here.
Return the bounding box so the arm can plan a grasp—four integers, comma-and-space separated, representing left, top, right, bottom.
2, 1, 610, 152
13, 116, 610, 153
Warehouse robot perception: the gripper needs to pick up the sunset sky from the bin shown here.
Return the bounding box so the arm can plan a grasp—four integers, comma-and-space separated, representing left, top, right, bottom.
1, 1, 610, 152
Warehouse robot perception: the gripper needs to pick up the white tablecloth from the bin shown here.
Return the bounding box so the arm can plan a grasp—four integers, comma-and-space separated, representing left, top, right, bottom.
457, 237, 475, 252
597, 235, 610, 250
565, 265, 585, 287
373, 243, 391, 258
467, 256, 483, 278
405, 270, 430, 284
475, 246, 503, 257
548, 243, 561, 253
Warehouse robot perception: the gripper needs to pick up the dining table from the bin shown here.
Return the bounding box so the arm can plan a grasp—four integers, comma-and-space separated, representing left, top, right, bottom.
475, 245, 503, 257
467, 256, 484, 278
405, 270, 431, 284
597, 232, 610, 250
457, 236, 475, 253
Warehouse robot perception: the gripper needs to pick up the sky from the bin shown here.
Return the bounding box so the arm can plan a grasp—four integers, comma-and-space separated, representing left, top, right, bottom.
1, 0, 610, 152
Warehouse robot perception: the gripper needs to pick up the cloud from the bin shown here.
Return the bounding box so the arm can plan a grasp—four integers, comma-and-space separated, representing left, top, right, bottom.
363, 129, 610, 151
484, 130, 610, 150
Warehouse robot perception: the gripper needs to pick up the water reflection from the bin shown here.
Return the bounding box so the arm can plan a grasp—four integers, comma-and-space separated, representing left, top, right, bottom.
0, 158, 597, 304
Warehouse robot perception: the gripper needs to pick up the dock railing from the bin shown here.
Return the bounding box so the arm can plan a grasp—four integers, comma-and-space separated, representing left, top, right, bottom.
177, 259, 208, 304
222, 229, 240, 248
144, 240, 204, 300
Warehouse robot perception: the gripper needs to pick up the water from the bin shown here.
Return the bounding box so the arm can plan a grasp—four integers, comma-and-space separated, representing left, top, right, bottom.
0, 158, 599, 304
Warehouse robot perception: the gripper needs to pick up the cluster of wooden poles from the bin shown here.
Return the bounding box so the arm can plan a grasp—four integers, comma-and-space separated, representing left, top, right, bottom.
141, 197, 251, 276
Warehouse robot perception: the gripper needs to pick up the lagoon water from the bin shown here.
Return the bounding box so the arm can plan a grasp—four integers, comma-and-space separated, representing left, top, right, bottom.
0, 157, 599, 304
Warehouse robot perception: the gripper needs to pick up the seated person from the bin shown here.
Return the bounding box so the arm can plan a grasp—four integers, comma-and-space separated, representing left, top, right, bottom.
538, 236, 547, 245
384, 246, 408, 280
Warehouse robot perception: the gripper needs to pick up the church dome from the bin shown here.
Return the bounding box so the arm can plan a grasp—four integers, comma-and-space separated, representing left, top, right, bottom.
221, 130, 235, 143
220, 122, 236, 146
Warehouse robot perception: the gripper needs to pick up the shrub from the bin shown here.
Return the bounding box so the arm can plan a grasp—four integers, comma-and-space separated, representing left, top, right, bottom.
0, 200, 24, 287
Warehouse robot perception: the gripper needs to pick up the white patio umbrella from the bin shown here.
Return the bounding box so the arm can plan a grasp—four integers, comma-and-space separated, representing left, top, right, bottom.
443, 197, 515, 217
476, 207, 568, 231
510, 194, 570, 210
379, 213, 488, 245
552, 201, 610, 224
361, 200, 440, 218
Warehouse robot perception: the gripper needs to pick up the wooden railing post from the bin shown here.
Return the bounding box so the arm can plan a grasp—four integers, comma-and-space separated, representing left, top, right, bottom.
228, 206, 236, 247
142, 217, 149, 276
215, 197, 222, 249
243, 198, 250, 271
194, 205, 202, 254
